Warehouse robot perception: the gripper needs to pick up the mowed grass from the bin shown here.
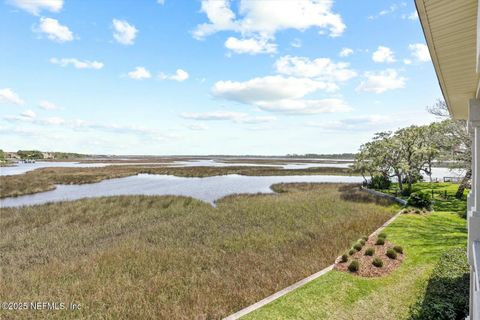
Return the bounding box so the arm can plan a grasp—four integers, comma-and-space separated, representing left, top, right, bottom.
0, 184, 396, 319
0, 165, 356, 198
378, 182, 468, 214
245, 209, 467, 319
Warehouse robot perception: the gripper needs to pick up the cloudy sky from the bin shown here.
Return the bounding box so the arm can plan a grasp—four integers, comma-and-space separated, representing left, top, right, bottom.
0, 0, 441, 155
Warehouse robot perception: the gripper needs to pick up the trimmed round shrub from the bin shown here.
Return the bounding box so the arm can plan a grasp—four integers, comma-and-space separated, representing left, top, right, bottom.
393, 246, 403, 254
378, 232, 387, 239
362, 236, 368, 241
348, 260, 359, 272
348, 249, 355, 255
341, 254, 348, 263
407, 192, 432, 209
375, 238, 385, 245
359, 239, 366, 246
364, 247, 375, 256
353, 243, 362, 251
386, 248, 397, 259
372, 257, 383, 268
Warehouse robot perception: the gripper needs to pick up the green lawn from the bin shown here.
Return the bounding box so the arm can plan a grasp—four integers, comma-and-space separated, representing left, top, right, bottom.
245, 185, 467, 319
378, 182, 468, 214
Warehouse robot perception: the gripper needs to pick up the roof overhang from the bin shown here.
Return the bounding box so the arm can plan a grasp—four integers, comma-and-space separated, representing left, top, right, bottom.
415, 0, 479, 120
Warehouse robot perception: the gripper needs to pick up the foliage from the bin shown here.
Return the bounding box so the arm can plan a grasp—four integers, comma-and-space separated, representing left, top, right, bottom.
375, 238, 385, 245
353, 243, 363, 251
364, 248, 375, 256
0, 149, 4, 161
348, 260, 359, 272
359, 239, 366, 245
393, 246, 403, 254
368, 175, 391, 189
409, 248, 469, 320
407, 192, 432, 209
378, 232, 387, 239
372, 257, 383, 268
349, 249, 355, 256
17, 150, 44, 160
341, 254, 348, 263
386, 249, 397, 259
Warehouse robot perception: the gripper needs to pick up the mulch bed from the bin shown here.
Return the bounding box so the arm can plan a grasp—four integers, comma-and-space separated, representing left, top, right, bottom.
334, 236, 404, 277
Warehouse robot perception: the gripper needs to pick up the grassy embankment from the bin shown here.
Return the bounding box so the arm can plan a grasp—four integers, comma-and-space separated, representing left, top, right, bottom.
0, 165, 356, 198
246, 183, 467, 320
0, 184, 397, 319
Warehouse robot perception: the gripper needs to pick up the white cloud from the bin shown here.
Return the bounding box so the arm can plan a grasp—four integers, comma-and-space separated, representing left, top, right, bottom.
21, 109, 36, 119
403, 59, 412, 65
36, 17, 73, 42
306, 114, 393, 130
38, 100, 59, 110
356, 69, 406, 93
186, 123, 208, 131
339, 48, 353, 57
368, 3, 405, 20
225, 36, 277, 55
193, 0, 345, 53
0, 88, 24, 105
403, 11, 418, 20
372, 46, 395, 63
212, 75, 337, 104
408, 43, 431, 62
290, 38, 302, 48
274, 55, 357, 82
157, 0, 165, 4
170, 69, 189, 81
180, 111, 276, 123
112, 19, 138, 45
159, 69, 189, 82
127, 67, 151, 80
50, 58, 104, 69
8, 0, 63, 15
255, 98, 351, 114
41, 116, 65, 125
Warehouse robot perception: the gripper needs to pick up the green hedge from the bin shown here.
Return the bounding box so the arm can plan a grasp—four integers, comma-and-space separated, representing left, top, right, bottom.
409, 247, 469, 320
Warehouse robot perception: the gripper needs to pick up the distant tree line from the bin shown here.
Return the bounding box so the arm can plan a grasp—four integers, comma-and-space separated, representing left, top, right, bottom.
354, 100, 470, 199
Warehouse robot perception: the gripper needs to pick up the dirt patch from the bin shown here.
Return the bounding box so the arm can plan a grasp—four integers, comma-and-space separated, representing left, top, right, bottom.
334, 236, 404, 277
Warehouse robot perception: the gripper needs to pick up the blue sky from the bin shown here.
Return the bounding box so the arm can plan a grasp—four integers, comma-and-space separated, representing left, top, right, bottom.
0, 0, 442, 155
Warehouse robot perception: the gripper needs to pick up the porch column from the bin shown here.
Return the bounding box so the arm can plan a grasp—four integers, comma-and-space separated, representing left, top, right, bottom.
468, 99, 480, 320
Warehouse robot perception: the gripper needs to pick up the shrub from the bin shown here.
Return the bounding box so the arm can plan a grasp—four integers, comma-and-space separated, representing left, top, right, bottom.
340, 254, 348, 263
386, 249, 397, 259
368, 174, 391, 189
353, 243, 362, 251
348, 260, 359, 272
359, 239, 366, 245
393, 246, 403, 254
375, 238, 385, 245
362, 236, 368, 241
364, 247, 375, 256
415, 209, 421, 214
409, 248, 469, 320
372, 257, 383, 268
348, 249, 355, 255
407, 192, 432, 209
378, 232, 387, 239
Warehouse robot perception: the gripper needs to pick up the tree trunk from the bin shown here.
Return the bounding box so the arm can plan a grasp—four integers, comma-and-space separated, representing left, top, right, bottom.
397, 174, 403, 192
455, 168, 472, 199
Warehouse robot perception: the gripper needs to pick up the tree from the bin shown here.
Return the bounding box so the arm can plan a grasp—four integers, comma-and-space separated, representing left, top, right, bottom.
427, 100, 471, 199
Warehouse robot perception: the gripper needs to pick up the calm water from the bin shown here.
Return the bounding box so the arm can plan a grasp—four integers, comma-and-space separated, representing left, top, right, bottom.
0, 162, 109, 176
168, 159, 352, 169
0, 160, 352, 176
0, 174, 364, 208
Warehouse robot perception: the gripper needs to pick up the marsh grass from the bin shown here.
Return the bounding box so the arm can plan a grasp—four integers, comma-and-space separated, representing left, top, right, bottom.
0, 165, 356, 198
0, 183, 396, 319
